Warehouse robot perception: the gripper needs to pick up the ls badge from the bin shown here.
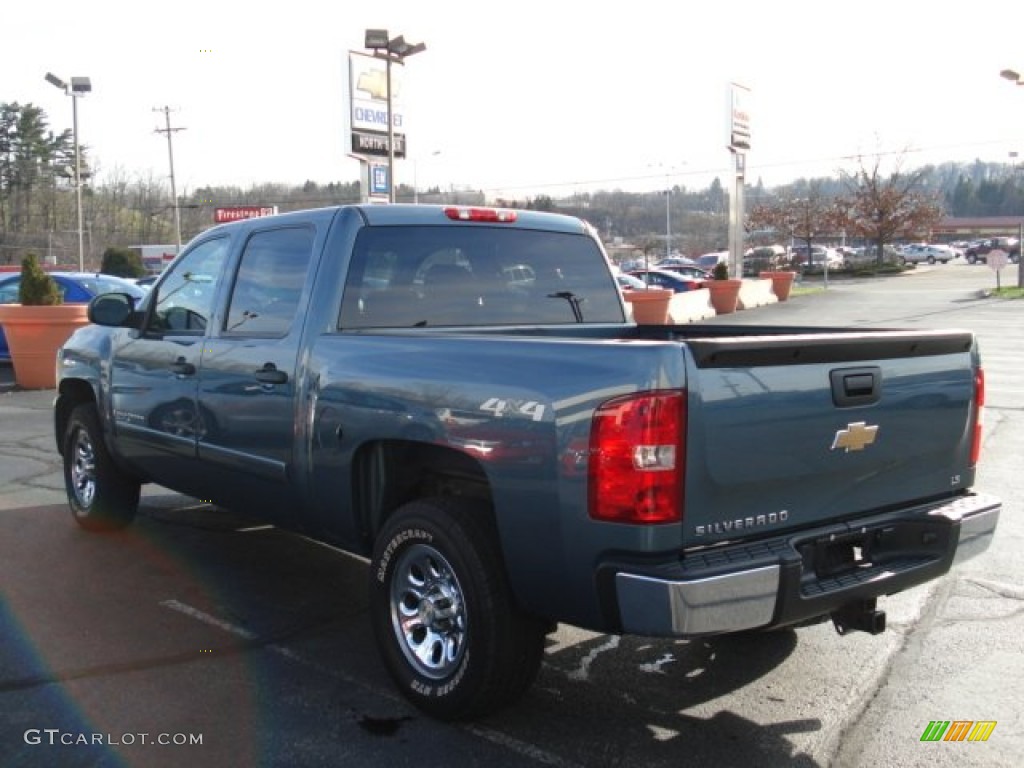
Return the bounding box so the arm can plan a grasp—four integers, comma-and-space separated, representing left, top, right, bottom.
831, 422, 879, 452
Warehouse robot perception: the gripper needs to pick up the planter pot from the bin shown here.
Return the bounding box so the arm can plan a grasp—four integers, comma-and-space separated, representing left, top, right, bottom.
760, 270, 797, 302
0, 304, 90, 389
706, 279, 742, 315
622, 288, 673, 324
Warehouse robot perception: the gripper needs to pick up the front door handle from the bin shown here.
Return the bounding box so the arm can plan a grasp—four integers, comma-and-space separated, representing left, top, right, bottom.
170, 358, 196, 376
254, 363, 288, 385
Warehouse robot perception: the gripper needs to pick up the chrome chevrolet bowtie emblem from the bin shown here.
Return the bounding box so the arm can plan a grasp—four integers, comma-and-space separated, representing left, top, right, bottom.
831, 422, 879, 452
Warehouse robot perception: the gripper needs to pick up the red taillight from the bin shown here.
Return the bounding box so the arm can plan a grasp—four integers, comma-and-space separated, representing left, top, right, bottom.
588, 391, 685, 524
970, 367, 985, 466
443, 206, 518, 223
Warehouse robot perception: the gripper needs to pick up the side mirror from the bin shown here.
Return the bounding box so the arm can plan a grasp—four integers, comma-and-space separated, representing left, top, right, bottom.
88, 292, 140, 327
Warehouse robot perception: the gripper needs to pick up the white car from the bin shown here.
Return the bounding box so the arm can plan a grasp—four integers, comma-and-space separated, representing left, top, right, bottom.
900, 243, 955, 264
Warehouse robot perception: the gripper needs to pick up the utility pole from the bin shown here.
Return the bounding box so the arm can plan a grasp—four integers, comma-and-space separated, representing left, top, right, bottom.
154, 106, 186, 251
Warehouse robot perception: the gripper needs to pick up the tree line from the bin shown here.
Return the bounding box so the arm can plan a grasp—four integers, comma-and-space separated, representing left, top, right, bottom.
2, 101, 1022, 268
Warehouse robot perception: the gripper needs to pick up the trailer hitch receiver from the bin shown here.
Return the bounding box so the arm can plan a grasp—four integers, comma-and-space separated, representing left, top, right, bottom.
832, 598, 886, 636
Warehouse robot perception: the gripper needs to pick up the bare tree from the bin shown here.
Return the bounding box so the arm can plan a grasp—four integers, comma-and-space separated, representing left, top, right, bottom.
834, 152, 944, 264
746, 182, 842, 268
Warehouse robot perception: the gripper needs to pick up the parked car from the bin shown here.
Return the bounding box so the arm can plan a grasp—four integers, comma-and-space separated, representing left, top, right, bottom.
0, 272, 146, 362
696, 251, 729, 271
742, 245, 788, 276
614, 272, 648, 291
899, 243, 955, 264
653, 256, 698, 269
660, 264, 712, 281
627, 268, 704, 292
964, 237, 1021, 265
790, 245, 842, 272
842, 245, 904, 269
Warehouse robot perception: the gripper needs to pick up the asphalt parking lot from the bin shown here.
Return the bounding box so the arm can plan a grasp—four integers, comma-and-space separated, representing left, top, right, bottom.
0, 264, 1020, 767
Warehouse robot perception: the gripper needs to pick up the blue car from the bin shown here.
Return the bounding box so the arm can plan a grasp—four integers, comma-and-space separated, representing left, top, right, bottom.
626, 268, 706, 293
0, 272, 146, 362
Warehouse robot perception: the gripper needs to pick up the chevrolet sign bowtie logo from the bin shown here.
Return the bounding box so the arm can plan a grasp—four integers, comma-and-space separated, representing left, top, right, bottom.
831, 422, 879, 452
357, 70, 391, 101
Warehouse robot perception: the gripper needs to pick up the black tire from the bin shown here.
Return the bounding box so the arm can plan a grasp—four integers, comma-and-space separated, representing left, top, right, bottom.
63, 403, 141, 531
369, 497, 546, 721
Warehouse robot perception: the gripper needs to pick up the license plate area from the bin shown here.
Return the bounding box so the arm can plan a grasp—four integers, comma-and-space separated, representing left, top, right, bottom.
796, 519, 953, 594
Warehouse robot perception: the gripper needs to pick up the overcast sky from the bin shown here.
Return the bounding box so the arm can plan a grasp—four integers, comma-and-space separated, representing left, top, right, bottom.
5, 0, 1024, 201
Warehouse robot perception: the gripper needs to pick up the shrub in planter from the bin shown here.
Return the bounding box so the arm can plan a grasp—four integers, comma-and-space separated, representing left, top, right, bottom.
0, 254, 88, 389
19, 253, 63, 305
707, 260, 742, 314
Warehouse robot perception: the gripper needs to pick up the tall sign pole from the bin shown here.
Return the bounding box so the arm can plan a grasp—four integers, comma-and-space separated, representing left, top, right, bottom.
727, 83, 752, 279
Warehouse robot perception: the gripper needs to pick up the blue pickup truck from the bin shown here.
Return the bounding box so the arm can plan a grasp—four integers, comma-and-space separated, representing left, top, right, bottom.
55, 204, 1000, 720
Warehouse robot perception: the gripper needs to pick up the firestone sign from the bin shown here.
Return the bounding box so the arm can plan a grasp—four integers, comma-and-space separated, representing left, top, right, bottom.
214, 206, 278, 224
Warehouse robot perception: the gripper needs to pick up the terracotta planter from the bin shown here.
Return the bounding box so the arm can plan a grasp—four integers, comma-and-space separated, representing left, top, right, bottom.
0, 304, 90, 389
760, 270, 797, 302
622, 288, 673, 324
706, 279, 742, 315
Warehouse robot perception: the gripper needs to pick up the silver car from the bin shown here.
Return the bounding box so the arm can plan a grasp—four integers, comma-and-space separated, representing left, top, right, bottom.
900, 243, 955, 264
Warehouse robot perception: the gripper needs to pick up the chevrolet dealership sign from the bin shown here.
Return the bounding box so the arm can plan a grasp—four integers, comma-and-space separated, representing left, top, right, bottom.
345, 51, 407, 159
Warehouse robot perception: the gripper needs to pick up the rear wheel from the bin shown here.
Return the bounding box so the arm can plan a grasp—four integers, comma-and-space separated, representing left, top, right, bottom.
64, 403, 140, 531
369, 497, 547, 720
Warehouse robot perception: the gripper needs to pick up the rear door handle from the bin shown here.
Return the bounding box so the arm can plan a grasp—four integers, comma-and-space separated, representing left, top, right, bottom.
170, 358, 196, 376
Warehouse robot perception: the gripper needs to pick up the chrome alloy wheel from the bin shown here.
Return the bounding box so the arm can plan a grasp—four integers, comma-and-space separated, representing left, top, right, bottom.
390, 542, 467, 680
70, 427, 97, 510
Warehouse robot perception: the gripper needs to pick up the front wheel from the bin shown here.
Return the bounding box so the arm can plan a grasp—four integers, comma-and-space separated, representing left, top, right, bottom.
64, 403, 140, 531
369, 497, 547, 721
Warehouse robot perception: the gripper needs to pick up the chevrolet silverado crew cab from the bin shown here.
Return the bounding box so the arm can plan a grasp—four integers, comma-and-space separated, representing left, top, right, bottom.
56, 204, 1000, 720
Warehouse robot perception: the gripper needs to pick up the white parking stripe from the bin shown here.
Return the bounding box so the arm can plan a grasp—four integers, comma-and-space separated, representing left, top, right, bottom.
161, 599, 581, 766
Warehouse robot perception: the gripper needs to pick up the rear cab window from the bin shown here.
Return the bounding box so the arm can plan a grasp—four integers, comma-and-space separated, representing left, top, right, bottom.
339, 225, 625, 328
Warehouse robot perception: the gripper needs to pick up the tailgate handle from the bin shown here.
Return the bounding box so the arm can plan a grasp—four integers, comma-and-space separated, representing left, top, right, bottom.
831, 366, 881, 407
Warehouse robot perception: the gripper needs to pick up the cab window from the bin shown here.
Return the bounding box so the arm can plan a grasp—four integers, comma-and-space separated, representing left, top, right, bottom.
150, 238, 229, 333
225, 227, 314, 336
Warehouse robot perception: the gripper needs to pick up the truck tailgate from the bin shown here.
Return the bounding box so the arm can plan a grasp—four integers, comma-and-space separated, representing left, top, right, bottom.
680, 329, 979, 546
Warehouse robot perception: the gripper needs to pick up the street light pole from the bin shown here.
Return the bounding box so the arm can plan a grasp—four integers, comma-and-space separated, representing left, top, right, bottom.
1000, 68, 1024, 288
385, 58, 396, 203
664, 187, 672, 259
45, 72, 91, 271
365, 29, 426, 204
71, 93, 84, 271
649, 163, 685, 260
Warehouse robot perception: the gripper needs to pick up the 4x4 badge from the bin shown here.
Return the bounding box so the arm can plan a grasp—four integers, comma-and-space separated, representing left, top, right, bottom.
832, 422, 879, 452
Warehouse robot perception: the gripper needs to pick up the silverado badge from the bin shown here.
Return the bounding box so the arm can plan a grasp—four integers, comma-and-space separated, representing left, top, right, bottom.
831, 422, 879, 452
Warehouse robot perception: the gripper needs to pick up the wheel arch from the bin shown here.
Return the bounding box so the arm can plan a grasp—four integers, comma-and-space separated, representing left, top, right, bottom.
351, 438, 497, 552
55, 378, 97, 453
